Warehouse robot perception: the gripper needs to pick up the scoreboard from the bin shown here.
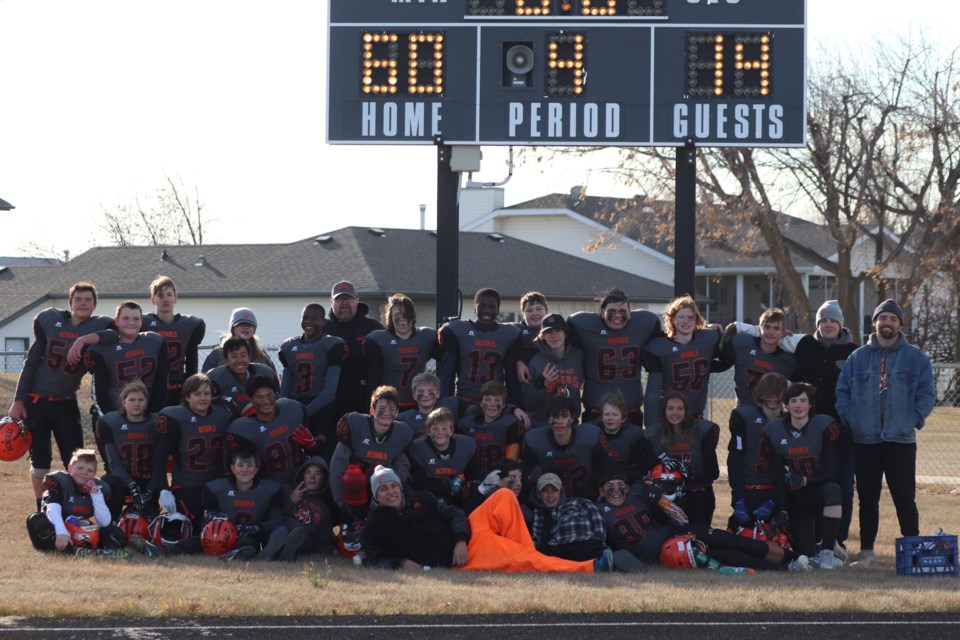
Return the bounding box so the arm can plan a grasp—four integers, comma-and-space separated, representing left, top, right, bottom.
327, 0, 806, 146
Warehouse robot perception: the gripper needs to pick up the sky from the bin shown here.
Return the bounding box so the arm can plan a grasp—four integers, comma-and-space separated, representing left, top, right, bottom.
0, 0, 952, 259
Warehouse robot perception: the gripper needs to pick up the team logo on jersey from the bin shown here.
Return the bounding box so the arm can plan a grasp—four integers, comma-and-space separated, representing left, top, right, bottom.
227, 490, 236, 496
754, 418, 763, 424
190, 416, 197, 422
428, 458, 436, 464
259, 426, 267, 432
390, 339, 397, 345
780, 439, 788, 445
55, 321, 63, 327
291, 346, 298, 352
362, 438, 370, 445
547, 451, 554, 457
749, 349, 758, 355
600, 330, 608, 335
121, 424, 128, 430
672, 346, 679, 352
467, 331, 475, 336
116, 345, 123, 351
149, 320, 157, 326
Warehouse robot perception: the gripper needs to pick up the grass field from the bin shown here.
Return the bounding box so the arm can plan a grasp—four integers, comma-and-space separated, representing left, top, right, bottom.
1, 374, 959, 617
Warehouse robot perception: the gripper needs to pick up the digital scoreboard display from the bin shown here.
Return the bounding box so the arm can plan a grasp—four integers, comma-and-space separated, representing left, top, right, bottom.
327, 0, 806, 146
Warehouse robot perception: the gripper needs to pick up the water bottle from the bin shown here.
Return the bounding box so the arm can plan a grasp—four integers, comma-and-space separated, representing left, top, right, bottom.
342, 464, 368, 508
718, 566, 756, 575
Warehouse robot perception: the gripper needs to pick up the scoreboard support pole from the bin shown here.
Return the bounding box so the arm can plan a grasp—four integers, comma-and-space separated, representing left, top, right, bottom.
674, 139, 697, 299
435, 138, 460, 327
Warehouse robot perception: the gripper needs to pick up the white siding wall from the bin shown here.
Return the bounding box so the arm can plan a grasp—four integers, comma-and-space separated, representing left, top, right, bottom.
498, 216, 675, 286
458, 187, 505, 230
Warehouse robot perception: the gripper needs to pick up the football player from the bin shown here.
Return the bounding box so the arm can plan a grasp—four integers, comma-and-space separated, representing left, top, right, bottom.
9, 282, 116, 510
642, 295, 722, 427
645, 391, 720, 527
456, 380, 526, 479
566, 288, 661, 425
151, 373, 234, 529
521, 398, 607, 499
396, 372, 459, 437
407, 407, 478, 507
142, 276, 206, 407
278, 303, 345, 458
328, 385, 414, 513
714, 307, 797, 407
26, 448, 127, 557
438, 288, 525, 417
226, 376, 321, 485
521, 313, 585, 423
364, 294, 439, 411
207, 337, 279, 416
99, 380, 162, 520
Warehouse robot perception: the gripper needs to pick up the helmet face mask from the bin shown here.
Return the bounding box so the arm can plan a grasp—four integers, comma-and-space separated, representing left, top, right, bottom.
149, 512, 193, 548
0, 417, 31, 462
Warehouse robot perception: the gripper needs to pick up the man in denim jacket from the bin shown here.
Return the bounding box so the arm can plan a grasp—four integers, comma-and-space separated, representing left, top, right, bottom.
835, 299, 935, 566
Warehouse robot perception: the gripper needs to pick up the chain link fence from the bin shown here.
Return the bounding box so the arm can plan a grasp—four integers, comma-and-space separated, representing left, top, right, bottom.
3, 349, 958, 484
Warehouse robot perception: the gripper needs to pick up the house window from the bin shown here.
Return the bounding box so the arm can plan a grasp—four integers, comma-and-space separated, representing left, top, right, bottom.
4, 337, 28, 374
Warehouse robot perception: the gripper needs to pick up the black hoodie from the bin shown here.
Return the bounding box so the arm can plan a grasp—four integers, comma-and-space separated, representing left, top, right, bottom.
324, 302, 385, 414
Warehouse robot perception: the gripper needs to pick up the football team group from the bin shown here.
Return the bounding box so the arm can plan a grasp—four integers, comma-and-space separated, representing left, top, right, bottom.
3, 275, 934, 574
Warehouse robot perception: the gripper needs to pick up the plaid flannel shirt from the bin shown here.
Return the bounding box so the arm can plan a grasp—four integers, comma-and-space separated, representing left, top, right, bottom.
531, 496, 607, 547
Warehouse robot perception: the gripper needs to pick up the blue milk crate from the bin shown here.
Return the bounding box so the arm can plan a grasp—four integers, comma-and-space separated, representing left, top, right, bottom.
895, 535, 958, 577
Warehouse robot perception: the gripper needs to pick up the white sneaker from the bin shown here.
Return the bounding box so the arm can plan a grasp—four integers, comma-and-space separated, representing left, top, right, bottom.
852, 549, 876, 566
816, 548, 843, 570
787, 555, 812, 572
833, 542, 849, 562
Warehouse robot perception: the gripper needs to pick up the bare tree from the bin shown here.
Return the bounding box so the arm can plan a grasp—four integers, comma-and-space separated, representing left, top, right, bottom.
97, 174, 213, 246
524, 36, 958, 346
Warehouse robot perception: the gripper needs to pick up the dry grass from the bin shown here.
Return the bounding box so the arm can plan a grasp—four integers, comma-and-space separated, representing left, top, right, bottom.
1, 374, 959, 617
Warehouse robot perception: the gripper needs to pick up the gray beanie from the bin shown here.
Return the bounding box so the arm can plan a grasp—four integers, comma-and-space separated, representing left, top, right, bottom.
872, 299, 904, 325
816, 300, 843, 327
370, 465, 402, 496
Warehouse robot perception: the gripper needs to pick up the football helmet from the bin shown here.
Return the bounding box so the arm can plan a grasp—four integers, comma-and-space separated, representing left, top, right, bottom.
660, 534, 697, 569
0, 417, 31, 462
117, 511, 151, 545
64, 516, 100, 550
200, 516, 238, 556
645, 461, 685, 501
149, 512, 193, 548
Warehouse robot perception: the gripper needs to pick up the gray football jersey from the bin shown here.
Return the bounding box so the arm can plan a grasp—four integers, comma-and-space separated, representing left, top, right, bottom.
364, 327, 438, 406
15, 308, 114, 401
278, 334, 346, 402
439, 320, 521, 402
568, 310, 660, 413
642, 329, 720, 426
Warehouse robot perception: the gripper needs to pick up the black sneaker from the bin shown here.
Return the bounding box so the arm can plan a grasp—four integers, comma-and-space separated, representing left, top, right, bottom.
220, 546, 257, 562
129, 534, 165, 557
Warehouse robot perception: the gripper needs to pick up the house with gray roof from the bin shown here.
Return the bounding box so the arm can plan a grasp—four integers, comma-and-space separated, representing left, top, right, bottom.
460, 185, 906, 333
0, 226, 674, 370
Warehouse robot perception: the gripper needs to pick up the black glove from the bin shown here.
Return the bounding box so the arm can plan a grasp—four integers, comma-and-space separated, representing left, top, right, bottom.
639, 481, 663, 504
127, 482, 145, 511
784, 466, 807, 491
202, 511, 230, 526
236, 524, 261, 539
